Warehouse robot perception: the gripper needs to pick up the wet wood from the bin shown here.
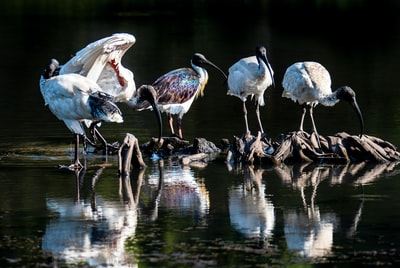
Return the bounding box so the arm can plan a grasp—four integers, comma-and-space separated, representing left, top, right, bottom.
118, 130, 400, 173
179, 153, 208, 166
118, 133, 146, 176
226, 132, 276, 166
272, 131, 400, 165
141, 136, 221, 155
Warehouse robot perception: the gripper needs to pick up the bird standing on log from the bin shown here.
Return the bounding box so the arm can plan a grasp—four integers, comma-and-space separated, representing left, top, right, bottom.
138, 53, 227, 140
227, 45, 275, 135
39, 59, 123, 169
281, 61, 364, 146
59, 33, 162, 147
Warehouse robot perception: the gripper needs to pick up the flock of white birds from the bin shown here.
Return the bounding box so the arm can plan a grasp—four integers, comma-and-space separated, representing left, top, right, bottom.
39, 33, 364, 169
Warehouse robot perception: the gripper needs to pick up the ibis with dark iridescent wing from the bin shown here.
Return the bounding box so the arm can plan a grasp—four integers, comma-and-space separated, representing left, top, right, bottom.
139, 53, 227, 139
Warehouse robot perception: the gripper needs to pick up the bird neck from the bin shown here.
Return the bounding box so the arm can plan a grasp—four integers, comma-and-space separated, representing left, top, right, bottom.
319, 91, 341, 107
258, 59, 269, 73
126, 96, 141, 108
192, 65, 209, 98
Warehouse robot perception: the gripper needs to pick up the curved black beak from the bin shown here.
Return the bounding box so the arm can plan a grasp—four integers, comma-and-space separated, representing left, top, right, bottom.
260, 51, 275, 88
193, 53, 227, 79
205, 59, 228, 80
137, 85, 163, 145
351, 98, 364, 137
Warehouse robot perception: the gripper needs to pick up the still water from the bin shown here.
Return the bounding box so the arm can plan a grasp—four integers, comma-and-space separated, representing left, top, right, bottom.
1, 1, 400, 267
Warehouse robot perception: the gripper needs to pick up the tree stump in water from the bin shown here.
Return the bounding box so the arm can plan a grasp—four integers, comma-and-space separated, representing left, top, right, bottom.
225, 132, 277, 166
272, 131, 400, 164
118, 131, 400, 173
118, 133, 146, 177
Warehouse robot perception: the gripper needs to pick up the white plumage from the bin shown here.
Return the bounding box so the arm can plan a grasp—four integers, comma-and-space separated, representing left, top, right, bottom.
282, 61, 332, 107
60, 33, 136, 103
59, 33, 162, 143
40, 59, 123, 169
282, 61, 364, 139
227, 45, 275, 135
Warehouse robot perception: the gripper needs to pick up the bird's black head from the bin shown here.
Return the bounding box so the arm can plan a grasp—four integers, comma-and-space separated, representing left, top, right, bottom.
191, 53, 227, 79
137, 85, 163, 145
43, 59, 60, 79
255, 45, 275, 88
336, 86, 357, 102
255, 45, 267, 57
337, 86, 365, 137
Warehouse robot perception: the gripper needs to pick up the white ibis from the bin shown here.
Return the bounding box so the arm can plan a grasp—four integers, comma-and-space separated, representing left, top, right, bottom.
59, 33, 162, 144
138, 53, 227, 139
282, 61, 364, 144
227, 45, 275, 135
40, 59, 123, 169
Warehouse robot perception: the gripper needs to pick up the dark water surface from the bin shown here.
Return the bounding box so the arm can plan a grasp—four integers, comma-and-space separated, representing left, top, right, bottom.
1, 1, 400, 267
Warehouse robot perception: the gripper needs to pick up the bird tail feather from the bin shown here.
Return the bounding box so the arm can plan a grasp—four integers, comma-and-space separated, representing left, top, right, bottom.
88, 92, 123, 123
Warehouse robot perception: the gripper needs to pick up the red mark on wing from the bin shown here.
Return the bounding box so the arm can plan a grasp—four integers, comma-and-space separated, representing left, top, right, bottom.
109, 59, 125, 87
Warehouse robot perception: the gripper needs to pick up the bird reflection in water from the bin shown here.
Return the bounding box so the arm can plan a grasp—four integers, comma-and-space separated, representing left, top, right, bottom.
141, 160, 210, 224
42, 166, 141, 267
276, 164, 337, 258
228, 165, 275, 247
274, 161, 400, 258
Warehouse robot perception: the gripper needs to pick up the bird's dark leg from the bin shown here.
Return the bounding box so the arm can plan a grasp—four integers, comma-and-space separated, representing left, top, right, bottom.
83, 135, 97, 147
92, 127, 109, 155
309, 104, 322, 149
255, 103, 265, 134
72, 133, 83, 169
243, 101, 250, 134
82, 134, 94, 155
299, 104, 307, 132
88, 122, 119, 155
168, 114, 176, 136
177, 117, 183, 139
89, 123, 99, 143
82, 134, 88, 154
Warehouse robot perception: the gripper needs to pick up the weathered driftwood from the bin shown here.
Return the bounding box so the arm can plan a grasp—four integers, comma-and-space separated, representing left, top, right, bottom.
118, 130, 400, 172
225, 132, 276, 166
118, 133, 146, 176
273, 131, 400, 164
141, 136, 221, 156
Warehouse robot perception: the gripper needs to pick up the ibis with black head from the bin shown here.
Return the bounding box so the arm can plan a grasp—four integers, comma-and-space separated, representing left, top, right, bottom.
138, 53, 227, 140
39, 59, 123, 169
59, 33, 162, 146
227, 45, 275, 135
281, 61, 364, 144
